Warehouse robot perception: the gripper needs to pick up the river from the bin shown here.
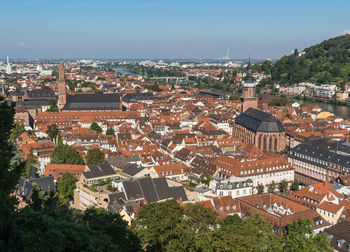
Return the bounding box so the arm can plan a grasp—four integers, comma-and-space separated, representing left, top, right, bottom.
113, 68, 147, 77
297, 100, 350, 119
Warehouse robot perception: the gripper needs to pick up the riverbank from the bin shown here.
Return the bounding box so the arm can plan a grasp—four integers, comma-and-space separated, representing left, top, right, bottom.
294, 95, 350, 107
296, 99, 350, 119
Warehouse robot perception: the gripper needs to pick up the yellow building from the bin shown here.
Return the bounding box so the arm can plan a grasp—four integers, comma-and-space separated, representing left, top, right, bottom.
316, 201, 344, 226
336, 92, 349, 101
316, 111, 333, 119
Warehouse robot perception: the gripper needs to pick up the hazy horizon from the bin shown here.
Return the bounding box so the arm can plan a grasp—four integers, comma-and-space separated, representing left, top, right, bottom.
2, 0, 350, 59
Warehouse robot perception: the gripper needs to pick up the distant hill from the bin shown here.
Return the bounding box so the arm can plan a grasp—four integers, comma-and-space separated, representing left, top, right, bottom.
271, 34, 350, 87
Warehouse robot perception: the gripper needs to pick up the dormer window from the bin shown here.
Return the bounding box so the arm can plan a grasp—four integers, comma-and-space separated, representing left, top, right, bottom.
337, 239, 345, 248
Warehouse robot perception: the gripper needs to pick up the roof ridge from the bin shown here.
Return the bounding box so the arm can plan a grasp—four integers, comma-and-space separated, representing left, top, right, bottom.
151, 177, 161, 201
137, 179, 145, 200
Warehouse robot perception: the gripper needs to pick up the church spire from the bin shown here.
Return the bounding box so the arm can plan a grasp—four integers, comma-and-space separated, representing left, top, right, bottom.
245, 57, 253, 83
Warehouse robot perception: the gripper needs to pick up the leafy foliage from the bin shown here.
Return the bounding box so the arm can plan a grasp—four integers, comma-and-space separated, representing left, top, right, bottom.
57, 173, 77, 206
46, 99, 59, 112
14, 188, 141, 252
133, 200, 332, 252
212, 212, 283, 252
122, 64, 186, 77
268, 181, 276, 193
258, 184, 264, 194
106, 127, 115, 136
268, 97, 290, 106
47, 124, 59, 143
50, 144, 84, 165
90, 121, 102, 133
0, 97, 24, 250
279, 180, 288, 194
271, 35, 350, 84
290, 179, 300, 191
284, 218, 332, 252
10, 123, 26, 140
23, 148, 39, 178
132, 199, 217, 251
86, 148, 105, 165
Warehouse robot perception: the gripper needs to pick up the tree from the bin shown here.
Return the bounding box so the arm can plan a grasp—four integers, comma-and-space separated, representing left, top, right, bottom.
268, 181, 276, 193
284, 218, 333, 252
57, 173, 77, 206
86, 148, 105, 165
0, 97, 24, 250
221, 214, 243, 226
290, 179, 300, 191
257, 184, 264, 194
212, 212, 283, 251
23, 149, 39, 178
90, 121, 102, 133
46, 99, 58, 112
50, 144, 84, 165
132, 199, 217, 251
10, 123, 26, 140
279, 180, 288, 194
106, 127, 115, 136
14, 188, 141, 252
47, 124, 59, 143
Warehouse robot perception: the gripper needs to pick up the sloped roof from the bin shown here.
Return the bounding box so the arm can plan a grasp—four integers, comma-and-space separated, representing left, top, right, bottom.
63, 93, 120, 111
122, 177, 188, 203
18, 176, 56, 198
235, 108, 284, 133
83, 162, 117, 179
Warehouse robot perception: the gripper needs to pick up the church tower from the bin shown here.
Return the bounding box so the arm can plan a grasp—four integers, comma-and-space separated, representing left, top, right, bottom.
58, 62, 67, 110
241, 59, 258, 112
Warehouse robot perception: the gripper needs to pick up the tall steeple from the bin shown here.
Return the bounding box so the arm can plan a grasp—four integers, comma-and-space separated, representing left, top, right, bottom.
241, 58, 258, 112
58, 62, 67, 110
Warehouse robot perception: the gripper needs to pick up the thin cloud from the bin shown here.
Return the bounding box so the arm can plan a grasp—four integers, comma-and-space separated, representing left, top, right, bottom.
341, 29, 350, 35
17, 42, 25, 47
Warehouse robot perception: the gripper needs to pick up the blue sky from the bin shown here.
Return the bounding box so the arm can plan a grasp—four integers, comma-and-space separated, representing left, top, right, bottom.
1, 0, 350, 59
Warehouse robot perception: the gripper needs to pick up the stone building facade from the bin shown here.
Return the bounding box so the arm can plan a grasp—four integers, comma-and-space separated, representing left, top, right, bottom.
234, 108, 286, 152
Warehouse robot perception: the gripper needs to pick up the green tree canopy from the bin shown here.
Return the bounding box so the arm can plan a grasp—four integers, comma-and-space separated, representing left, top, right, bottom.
279, 180, 288, 194
86, 148, 105, 165
90, 121, 102, 133
47, 124, 59, 143
290, 179, 300, 191
10, 123, 26, 140
14, 187, 141, 252
46, 100, 59, 112
284, 218, 333, 252
212, 212, 283, 251
268, 181, 276, 193
0, 97, 24, 250
258, 184, 264, 194
23, 148, 39, 178
106, 127, 115, 136
57, 172, 77, 206
132, 199, 217, 251
50, 144, 84, 165
271, 34, 350, 85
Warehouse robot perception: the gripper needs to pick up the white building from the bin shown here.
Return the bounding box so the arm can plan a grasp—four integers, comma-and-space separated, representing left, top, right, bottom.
314, 84, 337, 98
5, 56, 12, 75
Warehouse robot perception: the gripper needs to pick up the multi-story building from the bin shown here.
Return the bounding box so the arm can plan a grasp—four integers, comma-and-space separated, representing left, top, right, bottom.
288, 142, 350, 185
313, 84, 337, 98
213, 155, 294, 193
